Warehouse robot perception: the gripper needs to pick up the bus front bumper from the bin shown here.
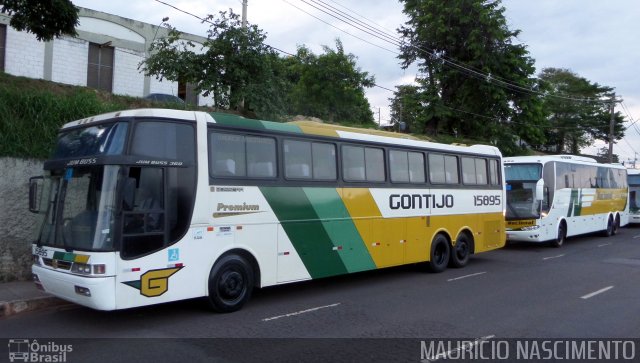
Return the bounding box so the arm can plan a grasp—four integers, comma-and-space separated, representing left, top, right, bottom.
506, 229, 545, 243
32, 265, 116, 311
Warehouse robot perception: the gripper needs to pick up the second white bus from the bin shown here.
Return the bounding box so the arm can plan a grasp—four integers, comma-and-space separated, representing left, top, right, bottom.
504, 155, 628, 247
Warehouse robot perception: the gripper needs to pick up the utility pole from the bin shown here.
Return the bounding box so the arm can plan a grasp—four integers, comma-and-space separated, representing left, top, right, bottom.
378, 107, 381, 128
242, 0, 248, 28
608, 94, 616, 163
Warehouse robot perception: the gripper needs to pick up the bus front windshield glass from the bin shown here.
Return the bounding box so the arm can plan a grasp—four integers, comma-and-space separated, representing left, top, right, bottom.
505, 163, 542, 220
37, 166, 120, 251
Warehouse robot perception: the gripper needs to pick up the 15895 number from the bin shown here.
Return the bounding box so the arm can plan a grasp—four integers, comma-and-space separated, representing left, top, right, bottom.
473, 195, 501, 206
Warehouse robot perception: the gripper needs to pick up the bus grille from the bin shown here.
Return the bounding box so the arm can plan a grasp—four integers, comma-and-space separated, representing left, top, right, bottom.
42, 258, 72, 271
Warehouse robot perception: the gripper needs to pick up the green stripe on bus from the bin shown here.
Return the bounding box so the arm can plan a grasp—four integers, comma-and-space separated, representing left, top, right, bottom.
260, 187, 348, 278
303, 188, 376, 273
210, 112, 302, 134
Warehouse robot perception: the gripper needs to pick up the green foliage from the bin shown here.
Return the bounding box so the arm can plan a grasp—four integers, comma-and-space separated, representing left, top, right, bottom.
0, 0, 78, 41
287, 40, 375, 125
389, 85, 422, 133
142, 10, 286, 120
537, 68, 625, 154
0, 73, 195, 158
397, 0, 546, 155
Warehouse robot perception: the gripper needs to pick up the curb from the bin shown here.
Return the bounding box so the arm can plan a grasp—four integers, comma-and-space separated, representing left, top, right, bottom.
0, 296, 69, 317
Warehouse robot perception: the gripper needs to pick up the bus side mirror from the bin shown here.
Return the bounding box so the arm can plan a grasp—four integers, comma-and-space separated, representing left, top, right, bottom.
535, 179, 544, 201
29, 176, 44, 213
122, 178, 137, 211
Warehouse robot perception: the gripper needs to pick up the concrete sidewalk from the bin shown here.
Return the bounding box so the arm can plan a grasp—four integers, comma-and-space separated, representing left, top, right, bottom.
0, 280, 68, 317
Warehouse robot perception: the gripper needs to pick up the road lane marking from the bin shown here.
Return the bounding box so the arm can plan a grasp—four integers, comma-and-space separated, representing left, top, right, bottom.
598, 243, 612, 247
633, 235, 640, 239
581, 286, 614, 300
542, 254, 565, 260
447, 272, 486, 281
262, 303, 341, 322
421, 335, 495, 362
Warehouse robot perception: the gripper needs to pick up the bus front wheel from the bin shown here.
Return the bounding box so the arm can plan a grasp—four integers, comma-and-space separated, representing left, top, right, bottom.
550, 223, 566, 248
428, 234, 450, 273
207, 254, 254, 313
449, 232, 472, 268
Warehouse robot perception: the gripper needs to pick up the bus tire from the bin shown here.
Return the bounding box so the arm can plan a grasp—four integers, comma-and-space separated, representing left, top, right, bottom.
428, 234, 450, 273
449, 232, 472, 268
613, 214, 620, 235
207, 254, 254, 313
602, 215, 614, 237
550, 222, 566, 248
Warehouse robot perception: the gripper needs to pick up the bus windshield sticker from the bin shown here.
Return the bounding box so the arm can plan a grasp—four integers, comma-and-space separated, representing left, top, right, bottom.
64, 168, 73, 181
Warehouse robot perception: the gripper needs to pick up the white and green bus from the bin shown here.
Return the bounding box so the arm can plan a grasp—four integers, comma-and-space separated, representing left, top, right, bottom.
504, 155, 629, 247
629, 169, 640, 224
30, 109, 505, 312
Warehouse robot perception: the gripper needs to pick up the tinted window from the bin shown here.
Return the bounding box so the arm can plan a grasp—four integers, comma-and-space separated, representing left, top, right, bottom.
284, 140, 312, 179
343, 145, 385, 182
429, 154, 458, 184
54, 122, 128, 158
462, 157, 487, 185
131, 121, 195, 162
284, 140, 337, 180
209, 132, 276, 178
390, 150, 425, 183
489, 159, 500, 185
312, 143, 337, 180
247, 137, 276, 178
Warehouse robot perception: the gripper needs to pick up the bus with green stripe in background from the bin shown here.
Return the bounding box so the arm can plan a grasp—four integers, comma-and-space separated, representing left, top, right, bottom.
504, 155, 629, 247
29, 109, 506, 312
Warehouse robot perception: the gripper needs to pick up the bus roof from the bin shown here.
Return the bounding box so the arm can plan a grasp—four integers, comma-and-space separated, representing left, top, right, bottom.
209, 112, 501, 156
504, 155, 627, 169
60, 109, 501, 157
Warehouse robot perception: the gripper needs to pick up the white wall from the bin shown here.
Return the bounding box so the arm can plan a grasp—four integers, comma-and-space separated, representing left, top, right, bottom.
4, 28, 45, 79
112, 48, 145, 97
52, 36, 88, 86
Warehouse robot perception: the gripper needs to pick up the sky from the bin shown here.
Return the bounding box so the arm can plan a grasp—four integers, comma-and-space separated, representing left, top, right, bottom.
72, 0, 640, 165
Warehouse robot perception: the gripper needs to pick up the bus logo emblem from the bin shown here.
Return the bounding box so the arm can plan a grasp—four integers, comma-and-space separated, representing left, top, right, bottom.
123, 267, 183, 297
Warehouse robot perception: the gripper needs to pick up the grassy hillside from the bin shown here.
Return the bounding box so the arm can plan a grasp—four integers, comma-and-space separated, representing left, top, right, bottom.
0, 72, 200, 158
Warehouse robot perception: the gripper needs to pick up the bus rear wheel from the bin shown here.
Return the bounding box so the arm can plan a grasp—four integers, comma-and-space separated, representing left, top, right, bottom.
207, 254, 254, 313
428, 234, 450, 273
613, 214, 620, 235
602, 216, 614, 237
449, 232, 472, 268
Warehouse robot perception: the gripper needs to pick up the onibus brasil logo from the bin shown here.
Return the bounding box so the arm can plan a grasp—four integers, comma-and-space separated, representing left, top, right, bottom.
8, 339, 72, 362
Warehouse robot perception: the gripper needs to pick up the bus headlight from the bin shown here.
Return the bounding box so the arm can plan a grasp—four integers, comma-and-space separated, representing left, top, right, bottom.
71, 263, 106, 275
71, 263, 92, 275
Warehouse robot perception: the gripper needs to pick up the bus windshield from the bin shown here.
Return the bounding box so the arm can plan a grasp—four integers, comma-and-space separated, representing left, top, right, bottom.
505, 163, 542, 220
36, 165, 120, 251
54, 122, 128, 158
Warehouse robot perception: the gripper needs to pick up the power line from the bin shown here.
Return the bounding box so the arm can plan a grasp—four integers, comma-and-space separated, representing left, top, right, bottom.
288, 0, 615, 104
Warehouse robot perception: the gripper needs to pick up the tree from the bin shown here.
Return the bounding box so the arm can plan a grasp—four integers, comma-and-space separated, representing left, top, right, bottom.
288, 40, 375, 124
142, 10, 285, 118
537, 68, 625, 154
389, 85, 422, 133
1, 0, 78, 41
397, 0, 547, 154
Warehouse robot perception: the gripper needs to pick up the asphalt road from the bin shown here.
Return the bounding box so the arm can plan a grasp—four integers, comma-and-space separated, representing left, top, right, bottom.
2, 226, 640, 362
